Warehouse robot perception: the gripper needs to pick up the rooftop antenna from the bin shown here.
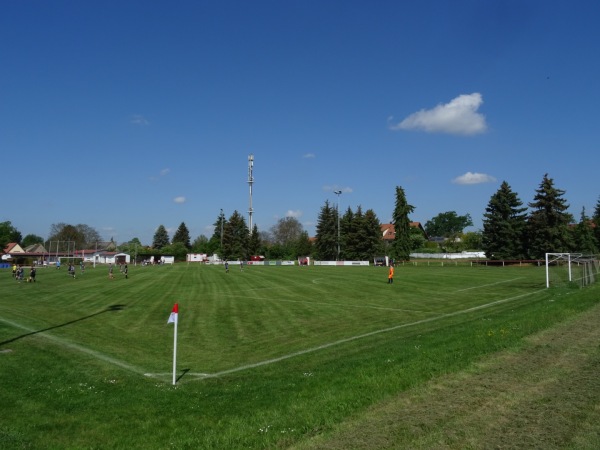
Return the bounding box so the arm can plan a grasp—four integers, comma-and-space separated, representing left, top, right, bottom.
248, 154, 254, 232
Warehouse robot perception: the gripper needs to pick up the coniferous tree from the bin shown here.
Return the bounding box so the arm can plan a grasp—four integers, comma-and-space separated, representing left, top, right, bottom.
363, 208, 383, 259
222, 210, 249, 260
209, 210, 228, 257
314, 200, 337, 260
526, 174, 573, 259
340, 206, 355, 260
351, 206, 382, 261
482, 181, 528, 259
391, 186, 414, 261
247, 224, 262, 257
574, 207, 598, 254
152, 225, 170, 250
172, 222, 191, 249
593, 196, 600, 247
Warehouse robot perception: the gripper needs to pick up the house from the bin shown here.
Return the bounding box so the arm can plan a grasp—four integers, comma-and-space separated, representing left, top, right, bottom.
24, 243, 48, 253
101, 252, 130, 264
380, 222, 428, 241
2, 242, 25, 261
3, 242, 25, 254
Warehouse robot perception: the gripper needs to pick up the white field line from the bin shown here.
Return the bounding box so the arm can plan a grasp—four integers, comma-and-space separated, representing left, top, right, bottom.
0, 316, 148, 376
1, 287, 544, 384
171, 288, 546, 382
455, 277, 525, 292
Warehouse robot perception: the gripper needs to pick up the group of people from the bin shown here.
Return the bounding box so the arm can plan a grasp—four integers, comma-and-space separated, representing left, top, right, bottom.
108, 263, 128, 279
11, 263, 36, 283
224, 260, 245, 273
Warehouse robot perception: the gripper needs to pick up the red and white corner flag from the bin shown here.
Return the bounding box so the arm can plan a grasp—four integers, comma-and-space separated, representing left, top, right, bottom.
167, 303, 179, 385
167, 303, 179, 324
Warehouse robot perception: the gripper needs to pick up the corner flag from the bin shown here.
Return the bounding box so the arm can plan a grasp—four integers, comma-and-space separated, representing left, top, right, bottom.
167, 303, 178, 324
167, 303, 179, 385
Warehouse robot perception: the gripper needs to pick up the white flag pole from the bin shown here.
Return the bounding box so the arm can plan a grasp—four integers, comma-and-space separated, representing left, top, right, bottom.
172, 318, 178, 385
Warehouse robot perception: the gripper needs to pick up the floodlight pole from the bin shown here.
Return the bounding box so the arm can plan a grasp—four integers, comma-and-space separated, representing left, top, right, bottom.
248, 154, 254, 233
334, 190, 342, 260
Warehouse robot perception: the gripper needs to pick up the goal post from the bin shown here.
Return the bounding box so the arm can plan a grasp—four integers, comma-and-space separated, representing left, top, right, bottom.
545, 253, 600, 288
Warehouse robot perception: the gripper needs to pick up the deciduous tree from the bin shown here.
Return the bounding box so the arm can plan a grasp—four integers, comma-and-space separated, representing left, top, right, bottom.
48, 223, 101, 250
191, 235, 210, 253
21, 234, 44, 248
424, 211, 473, 238
0, 221, 21, 250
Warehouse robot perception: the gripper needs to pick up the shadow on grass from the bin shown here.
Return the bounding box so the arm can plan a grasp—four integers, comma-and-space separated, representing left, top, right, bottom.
0, 304, 126, 347
177, 368, 190, 383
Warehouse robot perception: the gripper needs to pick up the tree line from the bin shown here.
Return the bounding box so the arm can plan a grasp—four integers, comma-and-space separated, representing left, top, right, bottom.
2, 174, 599, 262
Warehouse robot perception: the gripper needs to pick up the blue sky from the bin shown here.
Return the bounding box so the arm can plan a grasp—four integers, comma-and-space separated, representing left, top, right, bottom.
2, 1, 599, 246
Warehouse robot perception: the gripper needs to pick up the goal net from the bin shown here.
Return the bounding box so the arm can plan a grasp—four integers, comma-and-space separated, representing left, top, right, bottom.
545, 253, 600, 288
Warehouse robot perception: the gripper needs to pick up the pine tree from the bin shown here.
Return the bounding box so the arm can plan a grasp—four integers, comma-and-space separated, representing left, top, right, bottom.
482, 181, 528, 260
391, 186, 414, 261
340, 206, 355, 260
152, 225, 170, 250
526, 174, 573, 259
314, 200, 337, 260
222, 210, 249, 260
593, 196, 600, 246
247, 224, 262, 257
172, 222, 191, 249
574, 207, 598, 254
351, 206, 383, 261
363, 208, 383, 260
209, 210, 227, 257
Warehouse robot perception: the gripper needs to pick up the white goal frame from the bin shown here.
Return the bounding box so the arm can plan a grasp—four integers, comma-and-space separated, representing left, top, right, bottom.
545, 253, 578, 288
545, 252, 600, 288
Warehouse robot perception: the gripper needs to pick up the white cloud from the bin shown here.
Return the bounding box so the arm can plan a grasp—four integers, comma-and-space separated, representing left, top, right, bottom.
390, 93, 487, 135
149, 168, 170, 181
303, 153, 316, 159
452, 172, 497, 185
173, 196, 186, 204
131, 114, 149, 126
286, 210, 302, 218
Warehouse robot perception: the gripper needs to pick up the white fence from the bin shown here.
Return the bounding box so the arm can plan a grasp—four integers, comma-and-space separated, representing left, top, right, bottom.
410, 252, 485, 259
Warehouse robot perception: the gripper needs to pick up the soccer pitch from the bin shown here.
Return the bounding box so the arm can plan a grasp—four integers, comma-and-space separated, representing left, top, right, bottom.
1, 263, 596, 448
1, 263, 546, 379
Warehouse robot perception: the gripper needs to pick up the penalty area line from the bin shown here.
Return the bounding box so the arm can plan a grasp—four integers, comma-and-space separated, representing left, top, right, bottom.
190, 288, 546, 381
455, 277, 525, 292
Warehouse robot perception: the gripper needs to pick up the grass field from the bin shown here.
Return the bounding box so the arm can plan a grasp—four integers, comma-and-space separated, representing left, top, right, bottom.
1, 262, 599, 449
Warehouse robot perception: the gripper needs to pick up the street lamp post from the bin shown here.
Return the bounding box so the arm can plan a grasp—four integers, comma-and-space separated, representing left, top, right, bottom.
334, 190, 342, 260
220, 208, 224, 259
